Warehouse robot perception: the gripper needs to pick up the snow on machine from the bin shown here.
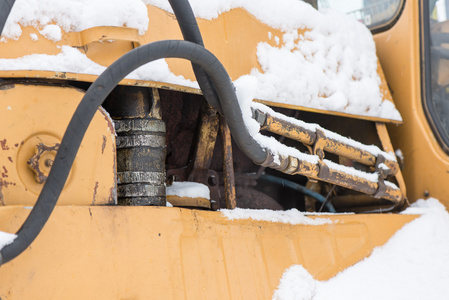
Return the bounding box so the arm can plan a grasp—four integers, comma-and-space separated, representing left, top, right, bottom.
0, 0, 446, 298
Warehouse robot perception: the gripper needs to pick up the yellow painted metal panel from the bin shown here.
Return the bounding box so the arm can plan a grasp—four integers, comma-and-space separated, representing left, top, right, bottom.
0, 84, 116, 205
375, 1, 449, 206
0, 206, 417, 299
0, 5, 400, 124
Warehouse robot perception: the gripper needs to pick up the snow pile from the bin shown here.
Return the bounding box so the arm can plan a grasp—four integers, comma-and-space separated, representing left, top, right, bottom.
148, 0, 402, 121
221, 208, 332, 225
0, 45, 105, 74
272, 198, 449, 300
0, 46, 199, 88
2, 0, 149, 40
0, 0, 401, 121
272, 265, 317, 300
0, 231, 17, 250
166, 181, 210, 199
38, 24, 62, 42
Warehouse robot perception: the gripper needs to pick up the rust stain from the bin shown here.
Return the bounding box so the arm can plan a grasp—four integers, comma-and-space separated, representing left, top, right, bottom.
0, 83, 14, 90
102, 111, 115, 135
0, 178, 16, 188
2, 166, 8, 178
101, 135, 107, 154
27, 143, 60, 184
109, 136, 117, 205
0, 185, 3, 206
0, 139, 9, 150
108, 186, 116, 204
7, 156, 13, 163
92, 181, 99, 205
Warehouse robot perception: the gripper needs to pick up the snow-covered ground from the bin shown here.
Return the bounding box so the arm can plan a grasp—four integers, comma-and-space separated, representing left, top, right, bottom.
272, 198, 449, 300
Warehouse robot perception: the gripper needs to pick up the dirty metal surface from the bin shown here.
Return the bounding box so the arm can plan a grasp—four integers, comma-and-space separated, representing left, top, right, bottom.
0, 83, 116, 206
220, 116, 236, 209
111, 87, 166, 206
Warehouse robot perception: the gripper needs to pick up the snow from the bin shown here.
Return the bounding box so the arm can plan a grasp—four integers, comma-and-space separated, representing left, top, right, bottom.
395, 148, 404, 162
147, 0, 402, 121
272, 265, 317, 300
0, 231, 17, 251
166, 181, 210, 199
324, 159, 380, 183
0, 46, 106, 74
272, 198, 449, 300
39, 24, 62, 42
251, 101, 396, 162
0, 0, 401, 121
2, 0, 149, 39
233, 87, 395, 185
221, 208, 333, 225
0, 46, 198, 88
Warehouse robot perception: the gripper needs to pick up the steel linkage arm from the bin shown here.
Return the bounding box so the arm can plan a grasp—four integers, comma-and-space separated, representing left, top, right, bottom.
251, 108, 402, 204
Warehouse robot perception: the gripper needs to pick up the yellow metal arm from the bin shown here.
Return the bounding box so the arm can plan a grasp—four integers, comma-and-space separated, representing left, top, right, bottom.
252, 108, 402, 204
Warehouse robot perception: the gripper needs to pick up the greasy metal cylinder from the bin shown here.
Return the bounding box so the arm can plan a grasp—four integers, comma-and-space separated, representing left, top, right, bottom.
105, 87, 166, 206
115, 119, 166, 205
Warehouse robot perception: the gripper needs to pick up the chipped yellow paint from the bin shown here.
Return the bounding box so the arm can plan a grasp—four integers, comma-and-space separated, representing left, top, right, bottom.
0, 84, 116, 205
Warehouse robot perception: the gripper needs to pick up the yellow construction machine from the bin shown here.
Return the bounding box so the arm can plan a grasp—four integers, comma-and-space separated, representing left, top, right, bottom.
0, 0, 447, 298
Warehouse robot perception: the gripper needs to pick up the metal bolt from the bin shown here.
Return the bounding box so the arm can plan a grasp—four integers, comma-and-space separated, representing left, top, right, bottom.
208, 175, 218, 186
45, 159, 53, 168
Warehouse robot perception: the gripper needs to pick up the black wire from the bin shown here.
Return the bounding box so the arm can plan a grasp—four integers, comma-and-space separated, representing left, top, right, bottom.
0, 0, 15, 36
168, 0, 223, 113
318, 184, 336, 212
260, 174, 336, 212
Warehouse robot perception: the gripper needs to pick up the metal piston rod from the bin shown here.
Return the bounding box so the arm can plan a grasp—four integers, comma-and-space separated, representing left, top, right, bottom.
252, 108, 402, 204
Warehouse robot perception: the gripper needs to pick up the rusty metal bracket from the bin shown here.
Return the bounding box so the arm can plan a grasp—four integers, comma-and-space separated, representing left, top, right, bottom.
374, 154, 394, 178
167, 167, 219, 209
373, 174, 388, 199
188, 104, 220, 179
312, 129, 327, 160
252, 109, 403, 204
220, 115, 236, 209
251, 108, 268, 129
184, 103, 220, 208
27, 143, 60, 184
373, 154, 388, 199
317, 160, 330, 179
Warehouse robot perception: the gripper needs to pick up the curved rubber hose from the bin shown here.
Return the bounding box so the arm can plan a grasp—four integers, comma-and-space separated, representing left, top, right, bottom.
0, 0, 15, 36
260, 174, 336, 213
168, 0, 223, 113
0, 40, 268, 264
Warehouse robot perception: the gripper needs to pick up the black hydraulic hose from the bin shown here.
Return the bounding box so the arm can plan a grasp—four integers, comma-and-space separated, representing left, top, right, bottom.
0, 40, 268, 265
260, 174, 336, 213
0, 0, 15, 36
168, 0, 223, 113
